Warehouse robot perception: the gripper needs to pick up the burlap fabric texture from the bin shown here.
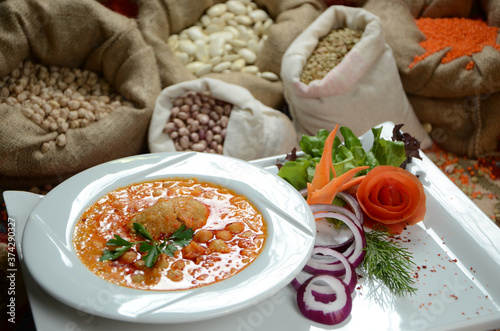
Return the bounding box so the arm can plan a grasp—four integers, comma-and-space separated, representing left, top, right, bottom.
136, 0, 325, 110
364, 0, 500, 158
0, 0, 161, 188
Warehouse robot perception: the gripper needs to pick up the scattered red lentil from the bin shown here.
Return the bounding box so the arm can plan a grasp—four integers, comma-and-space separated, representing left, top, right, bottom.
410, 17, 500, 69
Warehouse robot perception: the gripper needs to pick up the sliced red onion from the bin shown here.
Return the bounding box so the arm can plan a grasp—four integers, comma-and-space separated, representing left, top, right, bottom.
304, 246, 346, 276
300, 248, 357, 293
291, 270, 337, 303
310, 212, 366, 269
337, 191, 364, 225
314, 217, 354, 252
298, 188, 363, 226
309, 203, 362, 254
309, 203, 362, 228
297, 274, 352, 325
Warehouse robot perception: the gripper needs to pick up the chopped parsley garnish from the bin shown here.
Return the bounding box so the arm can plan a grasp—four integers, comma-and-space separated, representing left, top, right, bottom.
100, 223, 194, 268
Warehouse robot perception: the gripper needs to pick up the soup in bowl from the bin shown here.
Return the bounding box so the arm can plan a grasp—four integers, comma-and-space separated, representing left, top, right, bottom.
20, 152, 315, 323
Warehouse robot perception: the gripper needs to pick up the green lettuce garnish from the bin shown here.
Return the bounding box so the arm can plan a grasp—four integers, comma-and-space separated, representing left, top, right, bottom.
277, 126, 407, 191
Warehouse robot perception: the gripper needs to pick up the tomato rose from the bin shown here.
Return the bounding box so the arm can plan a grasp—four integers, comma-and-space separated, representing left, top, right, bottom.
356, 165, 426, 234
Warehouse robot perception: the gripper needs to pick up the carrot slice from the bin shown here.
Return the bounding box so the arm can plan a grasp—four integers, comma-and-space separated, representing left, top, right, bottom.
339, 175, 365, 193
308, 165, 369, 205
307, 124, 339, 202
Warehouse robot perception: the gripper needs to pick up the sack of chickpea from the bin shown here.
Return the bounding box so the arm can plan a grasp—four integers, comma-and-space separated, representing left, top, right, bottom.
0, 0, 161, 188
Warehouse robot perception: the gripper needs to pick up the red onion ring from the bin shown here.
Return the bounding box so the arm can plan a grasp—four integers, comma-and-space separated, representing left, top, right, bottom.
297, 274, 352, 325
298, 247, 357, 293
291, 270, 338, 304
337, 191, 364, 225
309, 212, 366, 269
309, 204, 362, 254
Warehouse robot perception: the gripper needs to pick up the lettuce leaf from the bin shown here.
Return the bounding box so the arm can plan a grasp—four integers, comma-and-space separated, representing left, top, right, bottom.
278, 125, 407, 191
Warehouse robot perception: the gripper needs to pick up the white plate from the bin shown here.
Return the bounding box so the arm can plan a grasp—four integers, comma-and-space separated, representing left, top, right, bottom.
6, 121, 500, 330
19, 152, 316, 324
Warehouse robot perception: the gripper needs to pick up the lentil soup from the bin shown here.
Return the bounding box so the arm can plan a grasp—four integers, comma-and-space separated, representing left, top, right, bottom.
73, 178, 266, 291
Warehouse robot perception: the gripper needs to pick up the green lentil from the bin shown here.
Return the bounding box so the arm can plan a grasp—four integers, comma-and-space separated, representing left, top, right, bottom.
300, 27, 363, 85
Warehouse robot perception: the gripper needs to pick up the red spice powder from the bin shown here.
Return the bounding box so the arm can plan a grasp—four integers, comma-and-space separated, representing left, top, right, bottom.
410, 17, 500, 69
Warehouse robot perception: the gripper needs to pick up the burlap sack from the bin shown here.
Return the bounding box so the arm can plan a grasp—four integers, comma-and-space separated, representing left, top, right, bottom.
149, 78, 298, 160
136, 0, 325, 109
280, 5, 431, 147
364, 0, 500, 157
0, 0, 161, 188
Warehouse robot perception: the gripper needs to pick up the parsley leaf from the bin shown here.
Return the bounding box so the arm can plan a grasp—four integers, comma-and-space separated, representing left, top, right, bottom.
160, 243, 178, 257
100, 244, 132, 261
133, 222, 154, 241
107, 234, 133, 247
99, 222, 194, 268
142, 244, 160, 268
169, 225, 194, 247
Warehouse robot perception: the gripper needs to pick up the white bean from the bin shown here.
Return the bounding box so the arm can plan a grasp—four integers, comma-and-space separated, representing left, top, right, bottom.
249, 9, 268, 22
207, 3, 227, 17
194, 39, 210, 62
212, 61, 232, 72
234, 15, 252, 26
205, 23, 221, 34
261, 71, 280, 81
209, 38, 225, 58
226, 0, 247, 15
187, 26, 207, 41
200, 15, 211, 27
178, 39, 197, 55
223, 25, 240, 38
175, 52, 190, 64
241, 65, 259, 73
247, 39, 259, 54
230, 58, 246, 71
195, 63, 213, 76
186, 61, 206, 74
238, 48, 257, 64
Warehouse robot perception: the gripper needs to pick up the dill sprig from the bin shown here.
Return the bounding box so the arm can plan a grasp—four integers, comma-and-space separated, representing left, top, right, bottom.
361, 227, 417, 296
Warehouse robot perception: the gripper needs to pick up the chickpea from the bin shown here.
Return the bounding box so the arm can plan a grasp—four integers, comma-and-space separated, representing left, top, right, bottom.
120, 250, 138, 264
134, 259, 147, 270
171, 259, 186, 270
167, 269, 184, 282
193, 229, 213, 243
215, 230, 233, 241
208, 239, 230, 253
182, 241, 207, 261
225, 222, 245, 234
3, 59, 130, 152
155, 254, 170, 269
131, 273, 145, 283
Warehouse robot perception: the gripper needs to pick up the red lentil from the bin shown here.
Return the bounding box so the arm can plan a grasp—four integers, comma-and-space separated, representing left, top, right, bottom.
410, 17, 500, 70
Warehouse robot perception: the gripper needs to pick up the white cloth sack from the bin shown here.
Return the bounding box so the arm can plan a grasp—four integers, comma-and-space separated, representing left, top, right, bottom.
281, 5, 431, 147
149, 78, 298, 160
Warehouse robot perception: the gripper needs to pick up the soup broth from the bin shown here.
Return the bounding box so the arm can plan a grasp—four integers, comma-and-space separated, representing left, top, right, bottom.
73, 178, 266, 291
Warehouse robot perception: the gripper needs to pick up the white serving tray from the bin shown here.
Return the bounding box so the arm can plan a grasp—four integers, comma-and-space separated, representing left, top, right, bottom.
9, 122, 500, 331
